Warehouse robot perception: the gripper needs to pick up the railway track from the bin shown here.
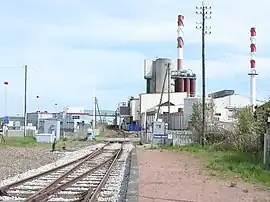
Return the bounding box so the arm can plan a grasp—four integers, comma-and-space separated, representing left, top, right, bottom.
0, 142, 126, 202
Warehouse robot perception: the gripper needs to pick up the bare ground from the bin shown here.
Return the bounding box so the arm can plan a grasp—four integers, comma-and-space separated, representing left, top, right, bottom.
137, 147, 270, 202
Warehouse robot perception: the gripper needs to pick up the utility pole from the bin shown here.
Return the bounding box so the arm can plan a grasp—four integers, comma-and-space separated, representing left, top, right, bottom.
196, 1, 212, 146
23, 65, 28, 137
156, 66, 168, 122
167, 63, 171, 129
92, 88, 96, 137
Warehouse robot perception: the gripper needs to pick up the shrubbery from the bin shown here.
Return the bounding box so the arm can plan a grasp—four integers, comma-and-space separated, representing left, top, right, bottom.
190, 101, 267, 152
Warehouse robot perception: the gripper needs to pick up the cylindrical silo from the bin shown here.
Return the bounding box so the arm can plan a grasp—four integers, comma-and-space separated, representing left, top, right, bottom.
184, 78, 190, 96
144, 59, 153, 93
175, 79, 179, 92
154, 58, 171, 93
179, 78, 184, 92
190, 78, 196, 97
146, 79, 151, 93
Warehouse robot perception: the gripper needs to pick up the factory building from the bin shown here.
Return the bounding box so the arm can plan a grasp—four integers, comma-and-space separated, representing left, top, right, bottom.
210, 90, 264, 122
115, 16, 263, 132
118, 88, 264, 131
140, 92, 187, 129
144, 58, 197, 96
61, 107, 92, 132
27, 107, 114, 132
27, 111, 55, 131
144, 58, 176, 93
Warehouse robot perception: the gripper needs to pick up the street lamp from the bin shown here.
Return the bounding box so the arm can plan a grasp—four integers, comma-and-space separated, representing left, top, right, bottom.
3, 81, 8, 119
54, 103, 58, 119
196, 1, 212, 146
36, 96, 40, 111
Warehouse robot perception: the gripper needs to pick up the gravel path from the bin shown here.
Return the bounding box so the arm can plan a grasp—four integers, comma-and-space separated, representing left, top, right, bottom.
0, 147, 62, 181
138, 147, 270, 202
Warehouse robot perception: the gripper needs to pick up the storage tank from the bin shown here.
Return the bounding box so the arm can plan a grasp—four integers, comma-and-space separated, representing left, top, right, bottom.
190, 78, 196, 97
144, 60, 153, 79
154, 58, 171, 93
146, 79, 151, 93
130, 98, 140, 121
144, 60, 153, 93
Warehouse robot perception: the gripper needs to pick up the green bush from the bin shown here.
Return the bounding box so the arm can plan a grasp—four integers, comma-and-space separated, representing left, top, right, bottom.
231, 106, 265, 152
190, 101, 266, 153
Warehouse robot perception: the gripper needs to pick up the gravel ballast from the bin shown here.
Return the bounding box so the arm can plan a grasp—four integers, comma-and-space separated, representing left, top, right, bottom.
0, 143, 105, 187
97, 143, 134, 202
0, 142, 135, 202
0, 147, 62, 181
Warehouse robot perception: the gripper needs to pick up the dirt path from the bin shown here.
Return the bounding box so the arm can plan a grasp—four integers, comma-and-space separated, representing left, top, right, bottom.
137, 147, 270, 202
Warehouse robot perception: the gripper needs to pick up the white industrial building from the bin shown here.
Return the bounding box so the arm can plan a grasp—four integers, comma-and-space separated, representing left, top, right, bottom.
115, 57, 265, 131
212, 93, 264, 122
27, 107, 93, 132
140, 92, 187, 129
120, 89, 265, 131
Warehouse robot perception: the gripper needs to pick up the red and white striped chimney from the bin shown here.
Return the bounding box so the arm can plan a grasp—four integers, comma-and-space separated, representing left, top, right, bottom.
175, 15, 185, 92
249, 27, 257, 111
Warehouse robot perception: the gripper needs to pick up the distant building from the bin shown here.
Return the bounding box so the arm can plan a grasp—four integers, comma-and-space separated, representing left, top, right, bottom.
210, 90, 264, 122
0, 116, 24, 130
27, 107, 115, 132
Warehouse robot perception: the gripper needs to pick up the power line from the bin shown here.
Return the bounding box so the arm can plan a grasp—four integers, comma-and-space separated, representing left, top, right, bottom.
196, 1, 212, 146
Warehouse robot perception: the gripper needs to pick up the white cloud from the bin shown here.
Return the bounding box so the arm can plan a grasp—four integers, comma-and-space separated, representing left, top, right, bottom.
0, 0, 269, 115
29, 0, 270, 46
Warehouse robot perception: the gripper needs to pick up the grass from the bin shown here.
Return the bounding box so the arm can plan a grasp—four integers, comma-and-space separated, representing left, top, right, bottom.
163, 144, 270, 186
0, 136, 51, 148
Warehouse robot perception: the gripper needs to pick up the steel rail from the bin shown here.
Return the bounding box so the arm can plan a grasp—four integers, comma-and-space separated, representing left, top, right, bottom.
24, 144, 107, 202
83, 144, 123, 202
0, 142, 110, 196
26, 148, 121, 202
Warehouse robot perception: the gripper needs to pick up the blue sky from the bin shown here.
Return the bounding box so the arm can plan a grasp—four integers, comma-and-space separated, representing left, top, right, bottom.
0, 0, 270, 116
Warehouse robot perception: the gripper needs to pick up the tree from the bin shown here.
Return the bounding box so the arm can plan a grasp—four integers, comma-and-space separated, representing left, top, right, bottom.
189, 101, 224, 144
190, 101, 214, 132
231, 106, 266, 152
189, 100, 267, 152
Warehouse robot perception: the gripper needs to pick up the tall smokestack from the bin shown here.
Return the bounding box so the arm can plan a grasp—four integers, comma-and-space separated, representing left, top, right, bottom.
175, 15, 185, 92
177, 15, 184, 70
249, 27, 257, 112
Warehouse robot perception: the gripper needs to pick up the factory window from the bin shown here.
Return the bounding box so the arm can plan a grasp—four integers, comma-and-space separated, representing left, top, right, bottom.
72, 116, 80, 119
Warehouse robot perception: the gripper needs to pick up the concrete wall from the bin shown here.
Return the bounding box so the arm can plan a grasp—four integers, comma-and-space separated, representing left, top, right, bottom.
140, 130, 199, 146
6, 130, 35, 137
